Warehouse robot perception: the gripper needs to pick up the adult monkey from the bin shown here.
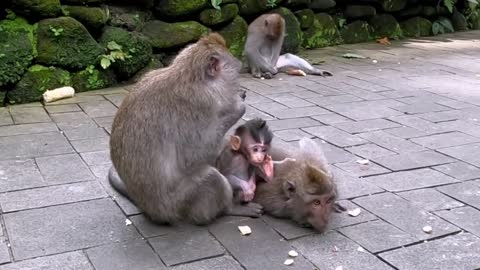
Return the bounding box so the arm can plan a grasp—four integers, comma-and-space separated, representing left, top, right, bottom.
244, 13, 332, 79
108, 32, 263, 226
253, 138, 345, 232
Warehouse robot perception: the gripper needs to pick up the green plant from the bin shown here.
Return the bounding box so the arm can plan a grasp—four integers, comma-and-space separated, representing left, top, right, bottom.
211, 0, 222, 10
133, 14, 140, 23
441, 0, 455, 13
49, 25, 63, 37
432, 17, 454, 35
100, 41, 132, 69
266, 0, 277, 8
86, 65, 95, 74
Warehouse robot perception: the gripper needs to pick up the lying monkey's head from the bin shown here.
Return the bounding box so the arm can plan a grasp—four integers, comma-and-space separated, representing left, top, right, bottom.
275, 138, 337, 232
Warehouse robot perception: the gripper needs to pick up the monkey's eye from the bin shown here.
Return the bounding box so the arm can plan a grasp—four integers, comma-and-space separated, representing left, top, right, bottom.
253, 147, 259, 152
313, 200, 321, 206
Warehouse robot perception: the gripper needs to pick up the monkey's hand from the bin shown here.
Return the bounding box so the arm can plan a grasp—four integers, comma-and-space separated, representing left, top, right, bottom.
240, 177, 256, 202
262, 72, 274, 79
261, 154, 274, 182
238, 89, 247, 101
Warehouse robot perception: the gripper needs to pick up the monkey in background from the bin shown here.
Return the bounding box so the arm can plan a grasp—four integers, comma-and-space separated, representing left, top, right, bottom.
244, 13, 332, 79
108, 32, 264, 225
216, 118, 275, 204
253, 137, 345, 232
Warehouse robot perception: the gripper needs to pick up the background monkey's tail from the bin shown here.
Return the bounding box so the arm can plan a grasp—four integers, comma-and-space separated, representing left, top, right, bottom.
108, 166, 130, 198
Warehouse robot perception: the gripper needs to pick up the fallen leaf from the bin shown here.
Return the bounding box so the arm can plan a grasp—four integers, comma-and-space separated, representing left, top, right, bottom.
342, 53, 367, 59
376, 37, 391, 45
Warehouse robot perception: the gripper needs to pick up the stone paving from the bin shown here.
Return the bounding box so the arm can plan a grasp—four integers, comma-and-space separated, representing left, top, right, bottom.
0, 31, 480, 270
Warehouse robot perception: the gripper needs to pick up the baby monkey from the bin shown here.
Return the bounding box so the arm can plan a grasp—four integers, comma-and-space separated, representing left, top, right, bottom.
217, 118, 274, 203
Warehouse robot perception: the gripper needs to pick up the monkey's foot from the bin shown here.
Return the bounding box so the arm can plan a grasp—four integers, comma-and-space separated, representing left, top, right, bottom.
238, 89, 247, 101
227, 203, 263, 218
333, 202, 347, 213
262, 72, 274, 79
311, 69, 333, 77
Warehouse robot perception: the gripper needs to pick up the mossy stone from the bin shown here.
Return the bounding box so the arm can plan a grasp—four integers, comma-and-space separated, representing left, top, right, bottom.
309, 0, 336, 11
62, 6, 109, 30
294, 9, 315, 29
400, 16, 432, 37
36, 17, 103, 70
370, 14, 403, 39
283, 0, 310, 7
156, 0, 209, 17
219, 15, 248, 59
422, 6, 437, 17
452, 9, 467, 31
468, 10, 480, 30
72, 67, 116, 92
271, 7, 302, 54
99, 26, 152, 79
238, 0, 281, 16
11, 0, 61, 20
61, 0, 105, 4
344, 5, 376, 19
108, 6, 152, 31
142, 20, 209, 49
8, 64, 72, 104
0, 17, 36, 87
340, 20, 373, 44
302, 13, 342, 49
380, 0, 407, 12
199, 3, 239, 26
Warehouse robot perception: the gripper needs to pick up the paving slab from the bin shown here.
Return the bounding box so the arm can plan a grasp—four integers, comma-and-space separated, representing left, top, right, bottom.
346, 143, 397, 159
379, 233, 480, 270
438, 143, 480, 167
303, 126, 368, 147
9, 107, 51, 124
334, 160, 391, 177
358, 130, 426, 154
0, 251, 93, 270
35, 153, 95, 183
437, 182, 480, 209
86, 239, 166, 270
170, 255, 244, 270
433, 161, 480, 181
209, 218, 317, 270
409, 132, 480, 149
332, 167, 385, 199
0, 132, 74, 160
266, 117, 322, 131
63, 127, 109, 141
328, 200, 377, 230
0, 123, 58, 137
397, 188, 464, 211
291, 231, 394, 270
3, 198, 140, 260
71, 136, 110, 153
274, 128, 314, 141
0, 159, 45, 192
0, 108, 13, 126
333, 119, 400, 134
44, 104, 82, 114
311, 113, 353, 125
435, 206, 480, 237
79, 101, 118, 118
371, 151, 454, 171
365, 168, 458, 192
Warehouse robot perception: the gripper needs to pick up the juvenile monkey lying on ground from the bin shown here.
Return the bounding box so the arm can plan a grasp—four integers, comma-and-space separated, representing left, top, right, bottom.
244, 13, 332, 79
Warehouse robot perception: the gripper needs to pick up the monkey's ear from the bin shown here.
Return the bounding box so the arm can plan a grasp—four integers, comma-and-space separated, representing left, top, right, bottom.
264, 19, 269, 27
207, 55, 221, 78
230, 135, 241, 151
282, 180, 296, 198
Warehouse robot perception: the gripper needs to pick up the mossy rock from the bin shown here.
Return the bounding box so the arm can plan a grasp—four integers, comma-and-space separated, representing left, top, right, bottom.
400, 16, 432, 37
344, 5, 376, 19
397, 5, 423, 19
61, 0, 105, 4
294, 9, 314, 29
422, 6, 437, 17
141, 20, 209, 49
271, 7, 302, 54
468, 10, 480, 30
380, 0, 407, 12
283, 0, 310, 7
72, 67, 116, 92
452, 9, 467, 31
370, 14, 403, 39
302, 13, 342, 49
36, 17, 103, 70
62, 6, 109, 30
0, 17, 36, 87
99, 26, 152, 79
219, 15, 248, 59
238, 0, 282, 16
11, 0, 61, 20
156, 0, 209, 17
199, 4, 238, 26
108, 6, 152, 31
309, 0, 336, 11
340, 20, 373, 44
7, 64, 71, 104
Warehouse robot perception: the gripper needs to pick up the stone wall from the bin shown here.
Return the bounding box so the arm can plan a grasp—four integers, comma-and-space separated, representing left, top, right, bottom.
1, 0, 479, 105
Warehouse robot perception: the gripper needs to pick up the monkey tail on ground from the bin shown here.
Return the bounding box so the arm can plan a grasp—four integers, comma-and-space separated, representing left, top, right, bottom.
108, 166, 129, 198
276, 53, 333, 77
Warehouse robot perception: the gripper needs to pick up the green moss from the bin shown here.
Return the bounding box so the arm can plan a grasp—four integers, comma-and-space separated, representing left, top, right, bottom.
7, 64, 72, 104
370, 14, 403, 39
72, 67, 116, 92
294, 9, 314, 30
199, 3, 239, 26
340, 20, 373, 44
219, 16, 248, 59
0, 17, 36, 86
400, 17, 432, 37
99, 27, 153, 79
302, 13, 342, 49
380, 0, 407, 12
156, 0, 208, 17
63, 6, 109, 30
238, 0, 281, 16
11, 0, 62, 20
271, 7, 302, 54
142, 20, 209, 49
36, 17, 103, 70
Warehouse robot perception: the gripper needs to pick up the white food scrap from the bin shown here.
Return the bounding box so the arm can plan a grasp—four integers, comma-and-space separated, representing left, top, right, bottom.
284, 259, 294, 266
288, 250, 298, 257
348, 208, 362, 217
238, 225, 252, 235
357, 246, 366, 252
335, 266, 344, 270
43, 86, 75, 103
423, 225, 433, 234
356, 159, 370, 165
125, 219, 132, 226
